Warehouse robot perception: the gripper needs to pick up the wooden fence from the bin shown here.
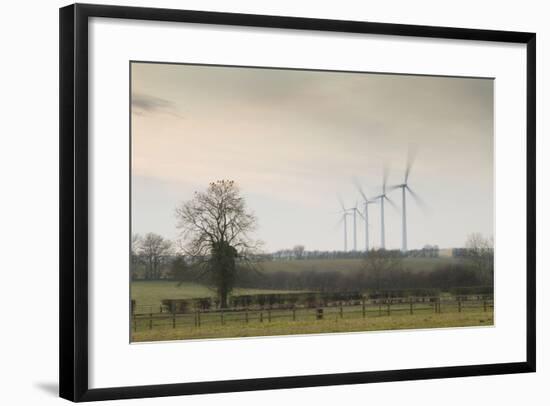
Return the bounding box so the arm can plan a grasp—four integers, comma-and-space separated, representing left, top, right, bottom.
131, 297, 494, 332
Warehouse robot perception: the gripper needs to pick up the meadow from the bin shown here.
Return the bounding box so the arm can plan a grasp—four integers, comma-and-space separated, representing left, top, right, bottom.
130, 255, 492, 342
131, 280, 306, 312
258, 256, 462, 274
132, 308, 493, 342
131, 256, 476, 312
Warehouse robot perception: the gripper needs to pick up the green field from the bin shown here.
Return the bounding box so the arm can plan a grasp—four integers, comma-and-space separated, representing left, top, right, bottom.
132, 255, 469, 312
132, 308, 493, 342
131, 256, 489, 342
131, 280, 306, 312
259, 256, 462, 274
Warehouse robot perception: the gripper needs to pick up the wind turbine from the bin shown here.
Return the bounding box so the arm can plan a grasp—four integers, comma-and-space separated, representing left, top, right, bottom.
347, 202, 363, 251
353, 179, 377, 254
337, 199, 352, 251
372, 168, 397, 249
390, 150, 427, 252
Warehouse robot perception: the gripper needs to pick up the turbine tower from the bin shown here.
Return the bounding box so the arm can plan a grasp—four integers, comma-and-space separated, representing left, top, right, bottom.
390, 150, 426, 252
349, 202, 362, 251
373, 168, 396, 249
354, 180, 377, 254
337, 199, 353, 251
342, 211, 349, 251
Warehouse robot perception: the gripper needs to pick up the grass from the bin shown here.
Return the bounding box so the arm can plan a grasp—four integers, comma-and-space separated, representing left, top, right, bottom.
130, 256, 488, 342
131, 280, 306, 312
132, 256, 464, 310
259, 257, 463, 274
131, 308, 493, 342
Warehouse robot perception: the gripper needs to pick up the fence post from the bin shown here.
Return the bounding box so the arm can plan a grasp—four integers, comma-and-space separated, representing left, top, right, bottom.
362, 299, 366, 318
387, 302, 391, 316
245, 308, 249, 323
172, 313, 176, 329
483, 300, 487, 312
316, 308, 324, 320
260, 311, 263, 323
340, 304, 343, 319
197, 310, 201, 327
410, 300, 413, 315
292, 308, 296, 321
458, 300, 462, 313
149, 313, 152, 330
221, 309, 225, 325
268, 308, 272, 323
378, 303, 382, 317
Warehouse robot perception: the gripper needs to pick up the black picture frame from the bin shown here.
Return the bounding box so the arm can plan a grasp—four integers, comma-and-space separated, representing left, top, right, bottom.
59, 3, 536, 402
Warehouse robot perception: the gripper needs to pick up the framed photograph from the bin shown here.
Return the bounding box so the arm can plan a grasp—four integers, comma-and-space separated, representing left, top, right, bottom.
59, 3, 536, 402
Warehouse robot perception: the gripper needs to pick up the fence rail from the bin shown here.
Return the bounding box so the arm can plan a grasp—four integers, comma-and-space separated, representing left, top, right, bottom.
131, 297, 494, 332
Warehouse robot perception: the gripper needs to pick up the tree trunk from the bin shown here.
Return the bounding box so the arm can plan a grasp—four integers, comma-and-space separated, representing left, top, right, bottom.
212, 241, 237, 309
220, 287, 228, 309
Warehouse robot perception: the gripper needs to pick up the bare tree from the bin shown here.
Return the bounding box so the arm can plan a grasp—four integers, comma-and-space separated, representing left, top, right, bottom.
131, 233, 142, 280
293, 245, 305, 260
464, 233, 494, 285
362, 249, 403, 291
175, 180, 261, 308
170, 255, 190, 286
139, 233, 172, 280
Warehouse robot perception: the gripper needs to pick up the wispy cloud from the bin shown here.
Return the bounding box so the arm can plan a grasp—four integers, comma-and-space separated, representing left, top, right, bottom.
131, 93, 183, 118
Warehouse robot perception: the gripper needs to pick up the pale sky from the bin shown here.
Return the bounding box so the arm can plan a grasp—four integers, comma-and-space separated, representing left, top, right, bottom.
131, 62, 494, 252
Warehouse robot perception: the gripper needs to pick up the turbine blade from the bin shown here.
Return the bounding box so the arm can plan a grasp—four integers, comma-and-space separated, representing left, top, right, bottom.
405, 146, 417, 184
352, 177, 368, 201
385, 195, 399, 211
382, 166, 389, 194
407, 186, 430, 213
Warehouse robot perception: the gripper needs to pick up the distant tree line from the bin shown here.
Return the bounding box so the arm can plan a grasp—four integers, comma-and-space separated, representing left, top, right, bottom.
236, 249, 491, 293
235, 264, 488, 293
132, 247, 493, 297
132, 234, 493, 292
131, 232, 172, 280
407, 245, 440, 258
269, 245, 440, 261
